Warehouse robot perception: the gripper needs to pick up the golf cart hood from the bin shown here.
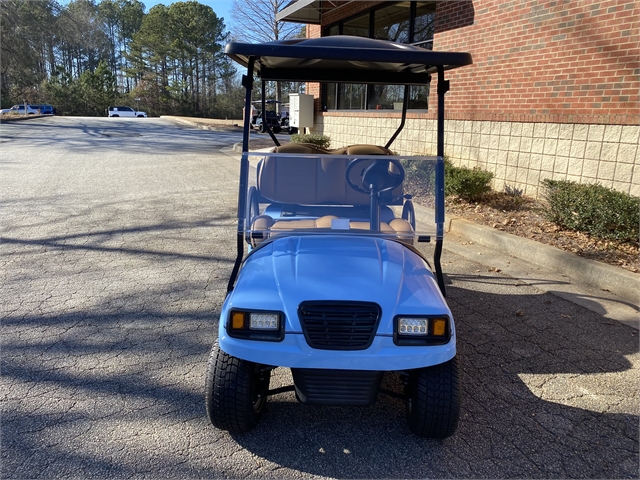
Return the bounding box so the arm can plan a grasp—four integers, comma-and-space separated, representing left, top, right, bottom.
227, 235, 449, 333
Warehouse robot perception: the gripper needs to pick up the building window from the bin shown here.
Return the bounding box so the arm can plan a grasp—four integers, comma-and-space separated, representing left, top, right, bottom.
374, 2, 411, 43
413, 2, 436, 48
343, 12, 370, 37
323, 1, 435, 112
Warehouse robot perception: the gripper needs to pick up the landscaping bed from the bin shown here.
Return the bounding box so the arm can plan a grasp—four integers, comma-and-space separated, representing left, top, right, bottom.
446, 192, 638, 274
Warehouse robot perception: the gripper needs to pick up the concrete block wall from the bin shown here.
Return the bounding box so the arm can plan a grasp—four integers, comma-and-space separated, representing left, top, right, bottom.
315, 114, 640, 198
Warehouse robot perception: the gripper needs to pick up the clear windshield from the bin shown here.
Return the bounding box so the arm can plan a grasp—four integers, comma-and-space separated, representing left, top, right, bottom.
241, 152, 443, 246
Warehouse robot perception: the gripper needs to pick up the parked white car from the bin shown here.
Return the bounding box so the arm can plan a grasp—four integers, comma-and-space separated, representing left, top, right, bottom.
5, 105, 40, 115
108, 106, 147, 118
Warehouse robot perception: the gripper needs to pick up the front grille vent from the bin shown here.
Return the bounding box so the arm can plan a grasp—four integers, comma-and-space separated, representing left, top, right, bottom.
298, 301, 381, 350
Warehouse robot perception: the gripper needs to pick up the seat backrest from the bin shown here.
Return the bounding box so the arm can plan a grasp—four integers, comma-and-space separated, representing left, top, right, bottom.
257, 145, 401, 206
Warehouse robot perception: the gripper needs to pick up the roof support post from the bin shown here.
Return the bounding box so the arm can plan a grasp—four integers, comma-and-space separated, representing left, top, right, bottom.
261, 80, 281, 146
385, 85, 410, 149
228, 58, 255, 293
434, 65, 449, 296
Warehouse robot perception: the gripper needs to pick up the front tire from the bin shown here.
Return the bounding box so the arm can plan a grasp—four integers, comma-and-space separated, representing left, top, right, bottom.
205, 340, 270, 433
406, 356, 460, 438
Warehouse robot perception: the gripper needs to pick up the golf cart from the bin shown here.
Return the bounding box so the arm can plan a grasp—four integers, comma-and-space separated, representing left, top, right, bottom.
279, 103, 298, 134
205, 36, 472, 438
251, 99, 282, 134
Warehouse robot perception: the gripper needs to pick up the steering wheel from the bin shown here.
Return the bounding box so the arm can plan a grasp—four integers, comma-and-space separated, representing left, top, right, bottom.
346, 158, 405, 196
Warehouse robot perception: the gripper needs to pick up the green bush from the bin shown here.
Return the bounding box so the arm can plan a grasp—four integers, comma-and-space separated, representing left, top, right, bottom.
401, 158, 436, 194
445, 159, 494, 201
542, 179, 639, 242
401, 157, 494, 201
290, 133, 331, 149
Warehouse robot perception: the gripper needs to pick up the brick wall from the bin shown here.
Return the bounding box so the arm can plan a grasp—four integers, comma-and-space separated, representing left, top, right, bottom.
433, 0, 639, 125
306, 24, 322, 110
302, 0, 639, 198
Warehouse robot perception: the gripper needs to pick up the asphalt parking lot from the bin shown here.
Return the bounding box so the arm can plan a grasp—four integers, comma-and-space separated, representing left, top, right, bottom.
1, 117, 638, 478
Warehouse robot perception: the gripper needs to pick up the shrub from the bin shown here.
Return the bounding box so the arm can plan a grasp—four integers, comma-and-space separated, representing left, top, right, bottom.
401, 158, 436, 195
401, 157, 494, 201
444, 159, 493, 201
542, 179, 639, 242
290, 133, 331, 149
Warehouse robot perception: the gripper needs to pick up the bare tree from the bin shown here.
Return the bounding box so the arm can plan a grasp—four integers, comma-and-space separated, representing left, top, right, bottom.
230, 0, 299, 43
229, 0, 302, 105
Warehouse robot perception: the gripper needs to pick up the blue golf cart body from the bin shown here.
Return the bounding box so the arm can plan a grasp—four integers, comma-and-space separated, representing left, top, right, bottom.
205, 36, 472, 438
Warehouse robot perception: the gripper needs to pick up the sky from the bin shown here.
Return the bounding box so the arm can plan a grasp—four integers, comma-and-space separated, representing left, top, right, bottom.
141, 0, 235, 24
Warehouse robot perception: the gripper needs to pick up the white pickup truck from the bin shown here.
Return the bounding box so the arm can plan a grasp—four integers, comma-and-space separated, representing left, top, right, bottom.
107, 106, 147, 118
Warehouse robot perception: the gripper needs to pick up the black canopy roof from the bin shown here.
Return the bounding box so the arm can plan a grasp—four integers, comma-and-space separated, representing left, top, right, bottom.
225, 36, 472, 85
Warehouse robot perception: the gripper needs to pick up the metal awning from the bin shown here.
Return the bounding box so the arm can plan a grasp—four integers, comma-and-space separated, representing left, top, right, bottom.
276, 0, 318, 23
276, 0, 356, 24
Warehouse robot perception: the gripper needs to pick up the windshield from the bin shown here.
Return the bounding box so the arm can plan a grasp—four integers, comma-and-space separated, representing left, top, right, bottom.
241, 152, 443, 246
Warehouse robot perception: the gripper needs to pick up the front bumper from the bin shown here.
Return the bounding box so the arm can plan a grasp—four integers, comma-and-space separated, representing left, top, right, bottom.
218, 326, 456, 371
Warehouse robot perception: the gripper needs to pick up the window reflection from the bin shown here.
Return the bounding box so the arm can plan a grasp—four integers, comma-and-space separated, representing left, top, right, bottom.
323, 1, 436, 112
413, 2, 436, 49
374, 2, 411, 43
339, 84, 366, 110
343, 13, 369, 37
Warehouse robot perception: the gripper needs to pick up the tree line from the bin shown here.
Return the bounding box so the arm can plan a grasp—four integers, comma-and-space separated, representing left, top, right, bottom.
1, 0, 245, 118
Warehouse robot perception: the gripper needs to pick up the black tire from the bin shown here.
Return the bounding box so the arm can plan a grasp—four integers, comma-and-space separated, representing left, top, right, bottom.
205, 340, 270, 433
111, 114, 119, 117
406, 356, 460, 438
258, 123, 266, 133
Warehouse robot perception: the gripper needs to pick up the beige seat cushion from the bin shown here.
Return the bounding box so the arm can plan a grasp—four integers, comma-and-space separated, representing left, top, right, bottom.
271, 143, 332, 154
250, 215, 413, 247
344, 145, 393, 155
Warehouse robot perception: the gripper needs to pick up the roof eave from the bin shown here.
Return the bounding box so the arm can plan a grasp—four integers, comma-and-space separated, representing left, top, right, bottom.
275, 0, 321, 24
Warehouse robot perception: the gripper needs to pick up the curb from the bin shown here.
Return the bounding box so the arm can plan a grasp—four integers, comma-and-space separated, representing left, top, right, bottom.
160, 116, 215, 131
447, 214, 639, 306
0, 114, 48, 123
160, 115, 241, 131
411, 202, 638, 306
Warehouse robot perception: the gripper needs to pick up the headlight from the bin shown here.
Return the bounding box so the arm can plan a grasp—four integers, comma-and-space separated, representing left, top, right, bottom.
227, 309, 284, 341
393, 315, 451, 346
249, 313, 279, 331
398, 317, 428, 335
